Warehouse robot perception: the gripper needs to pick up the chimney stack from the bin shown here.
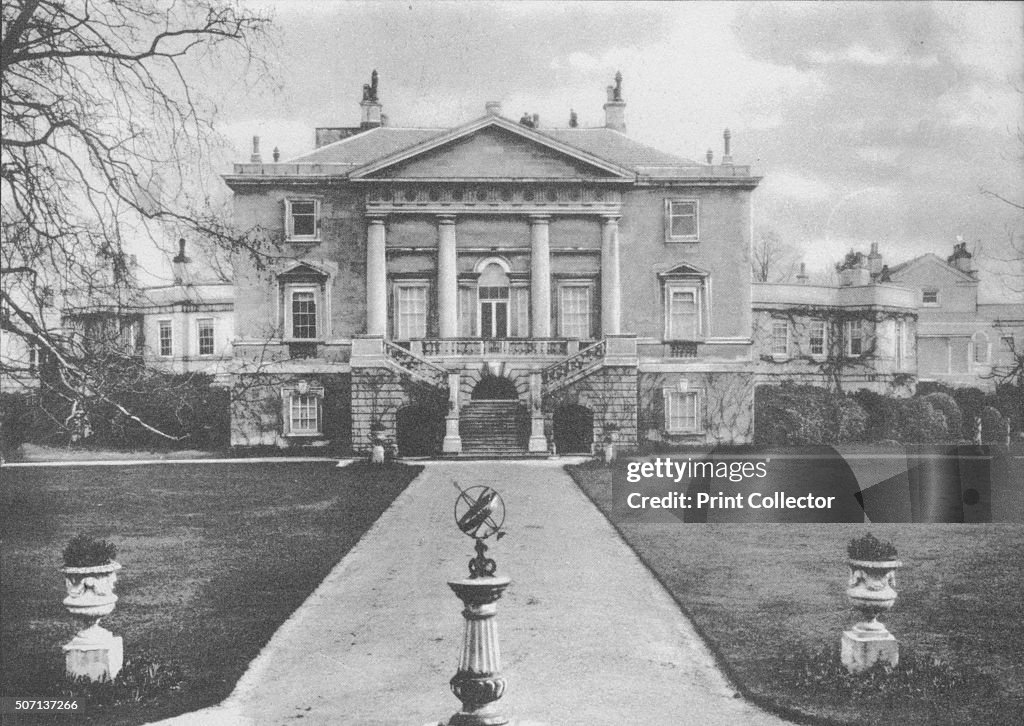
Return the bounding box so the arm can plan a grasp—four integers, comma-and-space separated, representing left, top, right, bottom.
485, 101, 502, 116
272, 146, 280, 162
722, 129, 733, 165
867, 242, 883, 277
797, 262, 809, 284
603, 71, 626, 132
948, 236, 974, 274
706, 149, 714, 165
250, 136, 261, 163
360, 69, 383, 130
172, 238, 191, 286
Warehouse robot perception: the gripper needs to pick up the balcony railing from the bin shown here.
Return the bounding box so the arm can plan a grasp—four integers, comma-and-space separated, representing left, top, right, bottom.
382, 340, 448, 388
409, 338, 582, 358
541, 339, 607, 390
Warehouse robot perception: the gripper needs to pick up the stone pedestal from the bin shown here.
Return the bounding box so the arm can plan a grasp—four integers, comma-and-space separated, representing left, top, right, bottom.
443, 372, 463, 454
527, 372, 546, 453
444, 415, 463, 455
447, 576, 511, 726
64, 623, 123, 682
841, 620, 898, 673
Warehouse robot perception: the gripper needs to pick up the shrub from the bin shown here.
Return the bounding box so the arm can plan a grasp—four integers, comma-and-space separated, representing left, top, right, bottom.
755, 384, 828, 445
0, 391, 34, 457
62, 534, 117, 567
833, 397, 868, 443
847, 532, 898, 561
994, 382, 1022, 433
980, 406, 1005, 444
897, 398, 947, 443
922, 393, 962, 442
852, 389, 901, 442
951, 387, 987, 440
755, 384, 866, 444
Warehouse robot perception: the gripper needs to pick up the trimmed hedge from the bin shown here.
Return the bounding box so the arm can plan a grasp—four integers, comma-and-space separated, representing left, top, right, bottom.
15, 373, 230, 451
922, 392, 962, 442
755, 384, 866, 445
896, 397, 947, 443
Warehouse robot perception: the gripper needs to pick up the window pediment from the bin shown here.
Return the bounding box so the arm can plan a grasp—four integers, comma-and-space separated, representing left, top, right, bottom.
658, 262, 709, 280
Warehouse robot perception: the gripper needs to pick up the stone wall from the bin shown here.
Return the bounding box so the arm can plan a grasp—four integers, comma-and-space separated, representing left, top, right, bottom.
638, 370, 755, 446
545, 365, 638, 446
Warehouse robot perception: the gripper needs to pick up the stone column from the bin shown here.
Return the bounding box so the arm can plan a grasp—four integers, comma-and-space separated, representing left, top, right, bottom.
443, 371, 463, 455
530, 215, 551, 338
366, 217, 387, 336
437, 215, 459, 338
528, 370, 547, 453
601, 215, 622, 336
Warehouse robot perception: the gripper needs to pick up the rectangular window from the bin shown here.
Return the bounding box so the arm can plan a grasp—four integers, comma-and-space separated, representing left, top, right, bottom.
28, 344, 39, 373
846, 319, 863, 356
666, 199, 699, 241
508, 286, 530, 338
666, 390, 700, 434
667, 288, 700, 340
458, 286, 477, 337
158, 320, 173, 357
197, 319, 215, 356
287, 199, 319, 241
922, 290, 939, 305
289, 393, 321, 434
559, 285, 591, 339
810, 320, 827, 357
395, 284, 428, 339
895, 319, 906, 369
771, 321, 789, 357
291, 290, 317, 339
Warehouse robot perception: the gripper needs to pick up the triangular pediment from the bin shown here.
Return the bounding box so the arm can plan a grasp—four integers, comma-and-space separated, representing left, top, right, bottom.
349, 116, 633, 181
278, 261, 331, 281
658, 262, 709, 278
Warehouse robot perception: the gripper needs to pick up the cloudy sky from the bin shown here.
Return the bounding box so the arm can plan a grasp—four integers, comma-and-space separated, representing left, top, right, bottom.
214, 0, 1022, 299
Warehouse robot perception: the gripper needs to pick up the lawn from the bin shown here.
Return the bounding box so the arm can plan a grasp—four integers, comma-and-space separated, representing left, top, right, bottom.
0, 461, 422, 725
568, 461, 1024, 726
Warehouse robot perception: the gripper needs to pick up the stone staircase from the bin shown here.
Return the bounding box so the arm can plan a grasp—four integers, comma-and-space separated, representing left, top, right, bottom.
459, 400, 528, 457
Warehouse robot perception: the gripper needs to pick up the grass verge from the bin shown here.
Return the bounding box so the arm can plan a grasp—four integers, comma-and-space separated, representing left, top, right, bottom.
0, 461, 422, 725
567, 461, 1024, 726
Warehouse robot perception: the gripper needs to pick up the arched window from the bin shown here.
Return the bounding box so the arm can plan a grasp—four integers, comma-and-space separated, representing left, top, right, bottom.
972, 331, 989, 365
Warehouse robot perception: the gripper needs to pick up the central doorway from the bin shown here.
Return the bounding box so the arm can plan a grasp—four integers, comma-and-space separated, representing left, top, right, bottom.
477, 262, 509, 339
471, 375, 519, 400
479, 286, 509, 339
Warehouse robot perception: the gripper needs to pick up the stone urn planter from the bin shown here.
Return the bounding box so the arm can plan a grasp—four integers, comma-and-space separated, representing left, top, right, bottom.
369, 424, 387, 464
60, 536, 124, 681
841, 534, 901, 673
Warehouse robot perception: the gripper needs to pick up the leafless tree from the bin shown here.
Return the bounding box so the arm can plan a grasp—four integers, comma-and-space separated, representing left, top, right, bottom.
1, 0, 272, 438
751, 226, 801, 283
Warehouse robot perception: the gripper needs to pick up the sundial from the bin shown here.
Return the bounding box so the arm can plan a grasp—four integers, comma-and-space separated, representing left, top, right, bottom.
453, 484, 506, 578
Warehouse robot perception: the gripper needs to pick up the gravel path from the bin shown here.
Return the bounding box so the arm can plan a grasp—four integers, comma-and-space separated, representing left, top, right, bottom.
150, 461, 790, 726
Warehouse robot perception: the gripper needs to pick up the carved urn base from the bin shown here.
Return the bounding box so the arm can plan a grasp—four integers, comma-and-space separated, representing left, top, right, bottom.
447, 576, 511, 726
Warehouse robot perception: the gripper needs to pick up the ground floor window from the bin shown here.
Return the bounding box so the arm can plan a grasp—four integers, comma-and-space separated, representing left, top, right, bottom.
197, 318, 215, 356
282, 382, 324, 436
158, 320, 173, 357
665, 388, 701, 434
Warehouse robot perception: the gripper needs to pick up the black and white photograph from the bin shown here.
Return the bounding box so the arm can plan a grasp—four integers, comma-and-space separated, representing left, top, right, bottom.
1, 1, 1022, 724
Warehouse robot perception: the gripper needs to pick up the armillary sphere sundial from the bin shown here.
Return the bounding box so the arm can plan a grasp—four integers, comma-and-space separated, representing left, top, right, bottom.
453, 484, 505, 578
